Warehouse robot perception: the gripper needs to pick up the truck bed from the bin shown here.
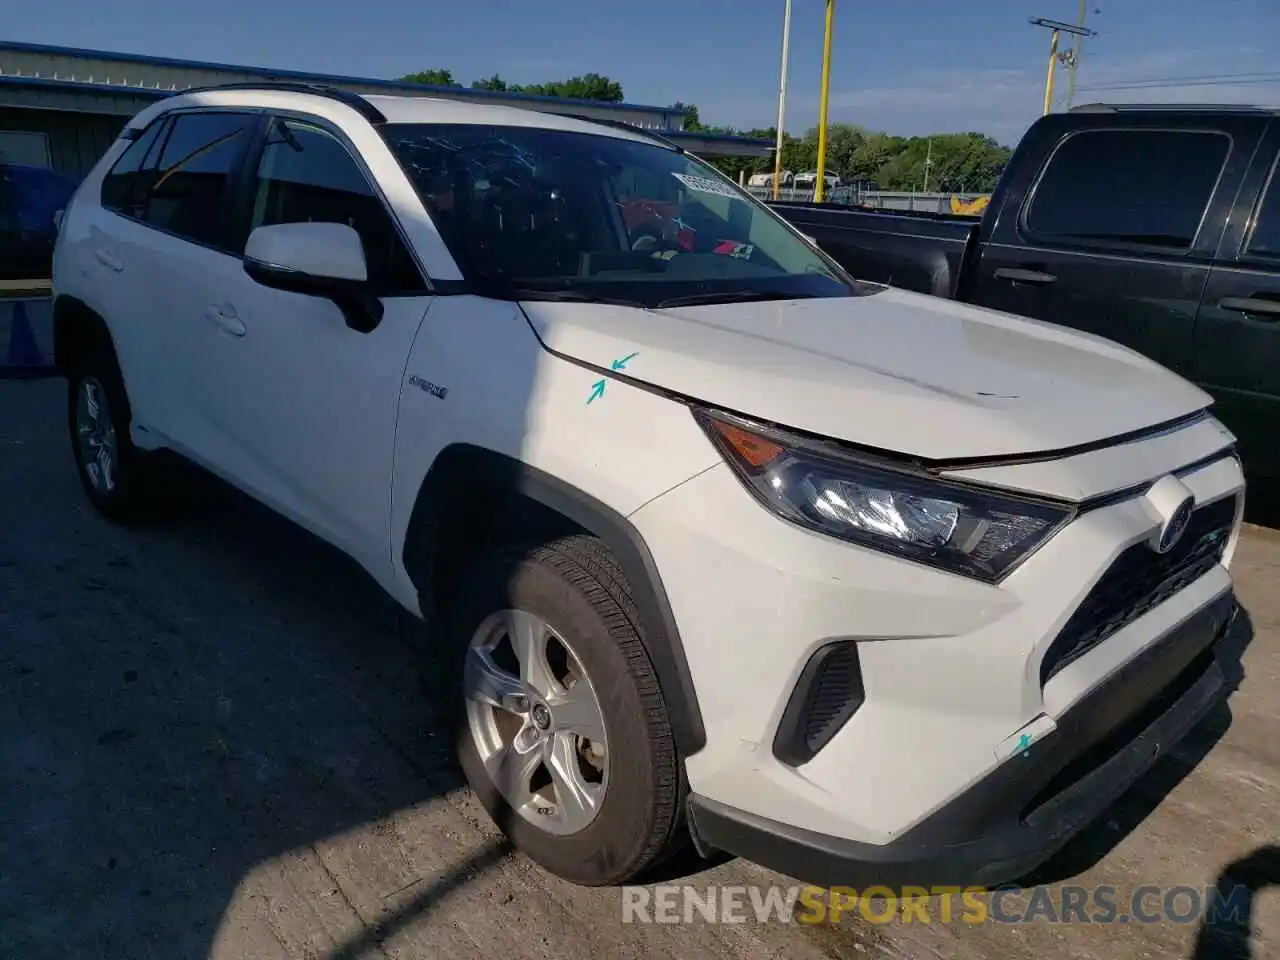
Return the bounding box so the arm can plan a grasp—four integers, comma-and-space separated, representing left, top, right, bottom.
769, 200, 979, 298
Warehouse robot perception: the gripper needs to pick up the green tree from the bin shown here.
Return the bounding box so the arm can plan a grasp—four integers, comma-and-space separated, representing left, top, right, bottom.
874, 138, 929, 191
869, 133, 1010, 192
671, 102, 703, 131
846, 132, 907, 184
399, 68, 460, 87
781, 130, 819, 175
471, 74, 508, 92
931, 133, 1009, 193
513, 73, 624, 102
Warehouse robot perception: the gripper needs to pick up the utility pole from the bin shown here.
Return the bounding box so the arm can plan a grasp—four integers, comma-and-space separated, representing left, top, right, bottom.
772, 0, 793, 201
1065, 0, 1088, 110
1029, 16, 1096, 116
814, 0, 836, 202
922, 138, 933, 193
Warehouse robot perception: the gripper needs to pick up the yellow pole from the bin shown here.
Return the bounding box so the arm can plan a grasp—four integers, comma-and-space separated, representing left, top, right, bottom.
814, 0, 835, 202
1042, 29, 1060, 115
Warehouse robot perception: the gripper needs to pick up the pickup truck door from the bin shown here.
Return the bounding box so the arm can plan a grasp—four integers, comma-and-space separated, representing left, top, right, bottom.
968, 118, 1265, 378
1191, 120, 1280, 481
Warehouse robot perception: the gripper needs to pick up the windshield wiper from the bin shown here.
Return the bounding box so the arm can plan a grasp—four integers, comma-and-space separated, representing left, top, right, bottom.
654, 290, 817, 309
510, 288, 647, 307
469, 278, 646, 308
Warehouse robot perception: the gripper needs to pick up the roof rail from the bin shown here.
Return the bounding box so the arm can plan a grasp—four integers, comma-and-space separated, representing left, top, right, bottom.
1068, 101, 1275, 115
559, 114, 684, 151
165, 80, 387, 124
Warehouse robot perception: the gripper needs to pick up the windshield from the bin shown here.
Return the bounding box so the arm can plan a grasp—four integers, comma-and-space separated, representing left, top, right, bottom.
382, 123, 874, 307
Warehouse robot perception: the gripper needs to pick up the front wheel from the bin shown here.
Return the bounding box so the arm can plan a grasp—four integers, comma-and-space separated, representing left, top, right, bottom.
446, 535, 688, 885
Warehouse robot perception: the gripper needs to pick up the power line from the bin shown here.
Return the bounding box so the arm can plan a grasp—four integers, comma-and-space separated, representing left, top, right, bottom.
1054, 73, 1280, 108
1075, 71, 1280, 93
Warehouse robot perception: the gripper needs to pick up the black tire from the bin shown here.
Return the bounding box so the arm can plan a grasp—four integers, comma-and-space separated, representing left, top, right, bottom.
444, 534, 688, 886
66, 336, 163, 525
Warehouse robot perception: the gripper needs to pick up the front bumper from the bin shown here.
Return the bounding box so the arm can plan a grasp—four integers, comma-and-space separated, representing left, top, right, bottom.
629, 412, 1245, 882
686, 591, 1236, 888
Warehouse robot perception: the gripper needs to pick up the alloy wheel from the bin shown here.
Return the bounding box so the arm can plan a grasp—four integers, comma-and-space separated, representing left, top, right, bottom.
463, 609, 609, 836
75, 377, 118, 496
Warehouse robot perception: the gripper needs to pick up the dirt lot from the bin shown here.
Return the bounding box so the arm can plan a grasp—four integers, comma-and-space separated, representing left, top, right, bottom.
1, 377, 1276, 960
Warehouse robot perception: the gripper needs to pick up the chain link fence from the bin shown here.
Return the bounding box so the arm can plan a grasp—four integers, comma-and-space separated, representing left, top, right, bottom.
745, 186, 990, 215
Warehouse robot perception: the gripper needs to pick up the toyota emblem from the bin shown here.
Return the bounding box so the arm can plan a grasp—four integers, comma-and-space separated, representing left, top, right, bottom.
1156, 495, 1195, 553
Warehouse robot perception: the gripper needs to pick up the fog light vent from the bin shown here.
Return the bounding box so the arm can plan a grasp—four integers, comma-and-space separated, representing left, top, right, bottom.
772, 640, 865, 766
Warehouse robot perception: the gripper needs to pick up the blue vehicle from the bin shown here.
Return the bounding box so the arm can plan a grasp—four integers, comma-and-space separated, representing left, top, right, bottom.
1, 163, 81, 281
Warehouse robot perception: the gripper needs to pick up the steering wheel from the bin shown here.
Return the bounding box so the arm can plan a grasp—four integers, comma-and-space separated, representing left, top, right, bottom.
630, 227, 682, 255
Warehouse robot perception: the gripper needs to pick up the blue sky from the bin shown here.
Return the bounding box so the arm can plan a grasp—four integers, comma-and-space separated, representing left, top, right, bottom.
7, 0, 1278, 146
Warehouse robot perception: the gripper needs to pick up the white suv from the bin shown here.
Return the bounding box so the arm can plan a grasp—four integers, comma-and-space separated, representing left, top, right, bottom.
52, 83, 1245, 889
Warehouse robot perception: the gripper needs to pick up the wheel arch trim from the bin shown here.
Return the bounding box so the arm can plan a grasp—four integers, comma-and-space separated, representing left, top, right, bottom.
52, 294, 114, 376
402, 443, 707, 757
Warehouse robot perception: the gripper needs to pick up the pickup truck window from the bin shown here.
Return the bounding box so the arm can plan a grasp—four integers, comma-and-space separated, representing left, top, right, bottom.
383, 123, 866, 307
1246, 155, 1280, 259
1024, 129, 1231, 251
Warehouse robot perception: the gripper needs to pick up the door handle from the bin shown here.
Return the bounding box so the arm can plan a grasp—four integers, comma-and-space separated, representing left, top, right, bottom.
204, 305, 247, 337
994, 267, 1057, 286
1218, 296, 1280, 320
93, 249, 123, 272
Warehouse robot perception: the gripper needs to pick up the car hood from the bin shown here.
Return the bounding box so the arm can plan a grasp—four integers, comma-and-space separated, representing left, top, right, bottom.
519, 287, 1214, 461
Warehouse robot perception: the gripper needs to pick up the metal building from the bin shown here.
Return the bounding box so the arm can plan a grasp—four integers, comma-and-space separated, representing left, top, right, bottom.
0, 40, 772, 178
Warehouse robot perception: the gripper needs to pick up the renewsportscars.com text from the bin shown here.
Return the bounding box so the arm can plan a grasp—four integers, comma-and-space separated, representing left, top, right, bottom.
621, 883, 1253, 926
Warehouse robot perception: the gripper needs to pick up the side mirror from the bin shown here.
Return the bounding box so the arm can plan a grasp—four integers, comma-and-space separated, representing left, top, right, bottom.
243, 222, 384, 333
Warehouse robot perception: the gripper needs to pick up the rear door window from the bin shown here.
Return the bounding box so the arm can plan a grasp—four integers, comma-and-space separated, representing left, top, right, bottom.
1024, 129, 1231, 250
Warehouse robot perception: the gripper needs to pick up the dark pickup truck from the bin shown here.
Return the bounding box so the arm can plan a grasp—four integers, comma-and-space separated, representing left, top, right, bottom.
772, 104, 1280, 483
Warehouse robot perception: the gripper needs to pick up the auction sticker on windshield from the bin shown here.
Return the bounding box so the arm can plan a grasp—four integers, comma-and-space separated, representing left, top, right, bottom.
673, 173, 740, 199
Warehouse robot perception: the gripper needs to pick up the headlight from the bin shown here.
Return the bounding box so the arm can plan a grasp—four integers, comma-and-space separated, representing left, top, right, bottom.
694, 409, 1073, 583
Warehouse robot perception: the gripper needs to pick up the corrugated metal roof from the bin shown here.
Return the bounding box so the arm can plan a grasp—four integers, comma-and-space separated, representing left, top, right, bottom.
0, 39, 679, 119
0, 73, 773, 156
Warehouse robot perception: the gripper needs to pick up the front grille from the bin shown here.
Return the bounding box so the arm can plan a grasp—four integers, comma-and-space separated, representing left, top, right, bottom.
1022, 646, 1216, 822
772, 641, 865, 766
1039, 494, 1237, 685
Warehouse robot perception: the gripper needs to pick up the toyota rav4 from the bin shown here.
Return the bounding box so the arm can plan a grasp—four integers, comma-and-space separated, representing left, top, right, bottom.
51, 83, 1245, 889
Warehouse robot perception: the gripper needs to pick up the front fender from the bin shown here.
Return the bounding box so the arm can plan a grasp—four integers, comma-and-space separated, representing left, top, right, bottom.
401, 443, 709, 757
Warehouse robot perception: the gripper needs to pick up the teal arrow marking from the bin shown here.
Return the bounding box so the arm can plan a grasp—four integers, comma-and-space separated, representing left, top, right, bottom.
587, 352, 638, 405
1016, 733, 1032, 757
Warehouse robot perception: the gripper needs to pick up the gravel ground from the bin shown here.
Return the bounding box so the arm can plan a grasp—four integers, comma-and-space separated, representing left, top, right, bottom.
1, 377, 1276, 960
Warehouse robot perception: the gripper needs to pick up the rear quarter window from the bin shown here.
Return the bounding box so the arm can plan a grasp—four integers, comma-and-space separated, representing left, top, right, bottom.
100, 119, 167, 216
1245, 153, 1280, 260
1023, 128, 1231, 251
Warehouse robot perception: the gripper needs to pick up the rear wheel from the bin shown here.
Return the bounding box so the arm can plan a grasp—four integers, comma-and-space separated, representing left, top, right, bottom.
66, 339, 162, 524
446, 534, 687, 885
